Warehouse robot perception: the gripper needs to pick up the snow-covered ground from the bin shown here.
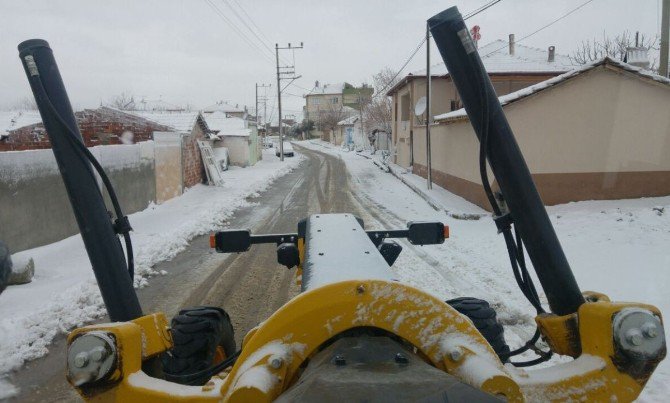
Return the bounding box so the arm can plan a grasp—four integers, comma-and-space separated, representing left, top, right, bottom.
298, 140, 670, 402
0, 149, 304, 398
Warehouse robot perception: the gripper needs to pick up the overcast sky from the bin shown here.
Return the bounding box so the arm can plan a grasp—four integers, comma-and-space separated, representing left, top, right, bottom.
0, 0, 663, 122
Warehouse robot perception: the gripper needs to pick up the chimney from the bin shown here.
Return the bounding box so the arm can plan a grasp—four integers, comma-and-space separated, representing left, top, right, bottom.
509, 34, 515, 55
548, 46, 555, 62
625, 47, 650, 69
315, 80, 320, 88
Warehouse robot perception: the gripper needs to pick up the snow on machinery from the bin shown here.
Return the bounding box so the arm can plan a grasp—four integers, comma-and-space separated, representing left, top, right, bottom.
18, 6, 665, 402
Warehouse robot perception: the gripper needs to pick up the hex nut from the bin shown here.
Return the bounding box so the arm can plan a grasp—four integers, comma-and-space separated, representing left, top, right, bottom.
626, 329, 644, 346
73, 352, 89, 368
642, 322, 658, 338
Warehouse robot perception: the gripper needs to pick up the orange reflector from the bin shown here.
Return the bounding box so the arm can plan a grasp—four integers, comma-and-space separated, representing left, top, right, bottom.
209, 233, 216, 248
443, 225, 450, 239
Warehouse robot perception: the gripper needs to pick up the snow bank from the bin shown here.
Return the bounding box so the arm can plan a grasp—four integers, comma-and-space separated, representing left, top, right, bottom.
0, 149, 303, 398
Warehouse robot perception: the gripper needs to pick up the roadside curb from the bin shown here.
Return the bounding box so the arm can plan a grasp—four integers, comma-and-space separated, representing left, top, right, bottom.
386, 164, 484, 220
387, 164, 443, 212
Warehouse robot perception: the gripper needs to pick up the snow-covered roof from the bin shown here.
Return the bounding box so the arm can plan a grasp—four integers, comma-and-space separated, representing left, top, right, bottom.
388, 40, 575, 95
1, 110, 42, 136
128, 110, 206, 133
306, 82, 346, 96
337, 115, 359, 126
202, 101, 245, 114
203, 111, 250, 137
434, 57, 670, 122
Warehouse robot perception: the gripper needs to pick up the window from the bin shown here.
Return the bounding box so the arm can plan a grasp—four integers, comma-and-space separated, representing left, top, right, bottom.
400, 93, 410, 121
332, 97, 338, 104
311, 97, 321, 106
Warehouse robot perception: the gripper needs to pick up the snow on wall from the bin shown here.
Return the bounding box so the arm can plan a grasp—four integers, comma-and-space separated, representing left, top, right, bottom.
0, 142, 154, 185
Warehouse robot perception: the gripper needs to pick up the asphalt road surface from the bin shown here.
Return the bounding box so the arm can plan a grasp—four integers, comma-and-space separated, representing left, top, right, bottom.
10, 144, 380, 402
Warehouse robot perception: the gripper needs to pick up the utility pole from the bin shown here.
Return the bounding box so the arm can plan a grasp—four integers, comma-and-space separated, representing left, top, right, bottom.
661, 0, 670, 77
425, 22, 433, 190
275, 42, 304, 161
256, 83, 271, 143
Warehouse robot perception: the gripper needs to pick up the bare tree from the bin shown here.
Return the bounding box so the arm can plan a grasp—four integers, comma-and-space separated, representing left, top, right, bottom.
363, 67, 400, 135
7, 97, 38, 111
108, 92, 136, 110
572, 31, 659, 70
318, 104, 351, 134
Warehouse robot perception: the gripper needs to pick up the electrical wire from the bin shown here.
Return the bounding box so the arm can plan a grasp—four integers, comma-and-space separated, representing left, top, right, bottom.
203, 0, 274, 63
480, 0, 597, 59
463, 0, 502, 20
375, 0, 504, 98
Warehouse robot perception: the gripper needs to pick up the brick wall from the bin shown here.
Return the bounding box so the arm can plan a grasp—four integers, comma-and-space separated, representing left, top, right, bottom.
0, 107, 170, 151
182, 123, 207, 188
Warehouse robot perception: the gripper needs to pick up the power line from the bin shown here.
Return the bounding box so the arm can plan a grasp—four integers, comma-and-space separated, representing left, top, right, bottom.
219, 0, 274, 58
481, 0, 597, 58
463, 0, 503, 20
375, 0, 504, 97
229, 0, 272, 45
375, 37, 427, 97
203, 0, 274, 63
219, 0, 291, 65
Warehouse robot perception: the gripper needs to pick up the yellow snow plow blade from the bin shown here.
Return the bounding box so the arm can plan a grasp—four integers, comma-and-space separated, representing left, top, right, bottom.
66, 280, 664, 402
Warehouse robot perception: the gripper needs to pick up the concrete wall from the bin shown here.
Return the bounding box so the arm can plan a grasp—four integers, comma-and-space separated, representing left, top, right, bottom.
0, 142, 156, 252
407, 66, 670, 209
154, 132, 183, 203
220, 136, 250, 167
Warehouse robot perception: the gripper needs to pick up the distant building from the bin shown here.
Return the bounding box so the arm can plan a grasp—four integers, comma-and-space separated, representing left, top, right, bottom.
202, 101, 247, 119
303, 82, 373, 140
203, 111, 261, 167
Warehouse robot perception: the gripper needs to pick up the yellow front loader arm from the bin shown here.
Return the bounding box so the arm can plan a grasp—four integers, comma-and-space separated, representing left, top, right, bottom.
67, 279, 665, 402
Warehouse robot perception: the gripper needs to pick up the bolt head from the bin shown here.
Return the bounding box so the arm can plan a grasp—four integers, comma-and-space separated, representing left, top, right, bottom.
626, 329, 644, 346
74, 352, 89, 368
642, 322, 658, 338
356, 285, 365, 294
270, 358, 283, 369
449, 348, 463, 362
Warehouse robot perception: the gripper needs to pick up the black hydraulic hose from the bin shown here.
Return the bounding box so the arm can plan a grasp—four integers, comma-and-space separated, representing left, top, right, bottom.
18, 39, 142, 321
428, 7, 585, 315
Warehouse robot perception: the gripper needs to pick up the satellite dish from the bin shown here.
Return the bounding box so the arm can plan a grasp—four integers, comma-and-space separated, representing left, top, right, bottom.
414, 97, 427, 116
